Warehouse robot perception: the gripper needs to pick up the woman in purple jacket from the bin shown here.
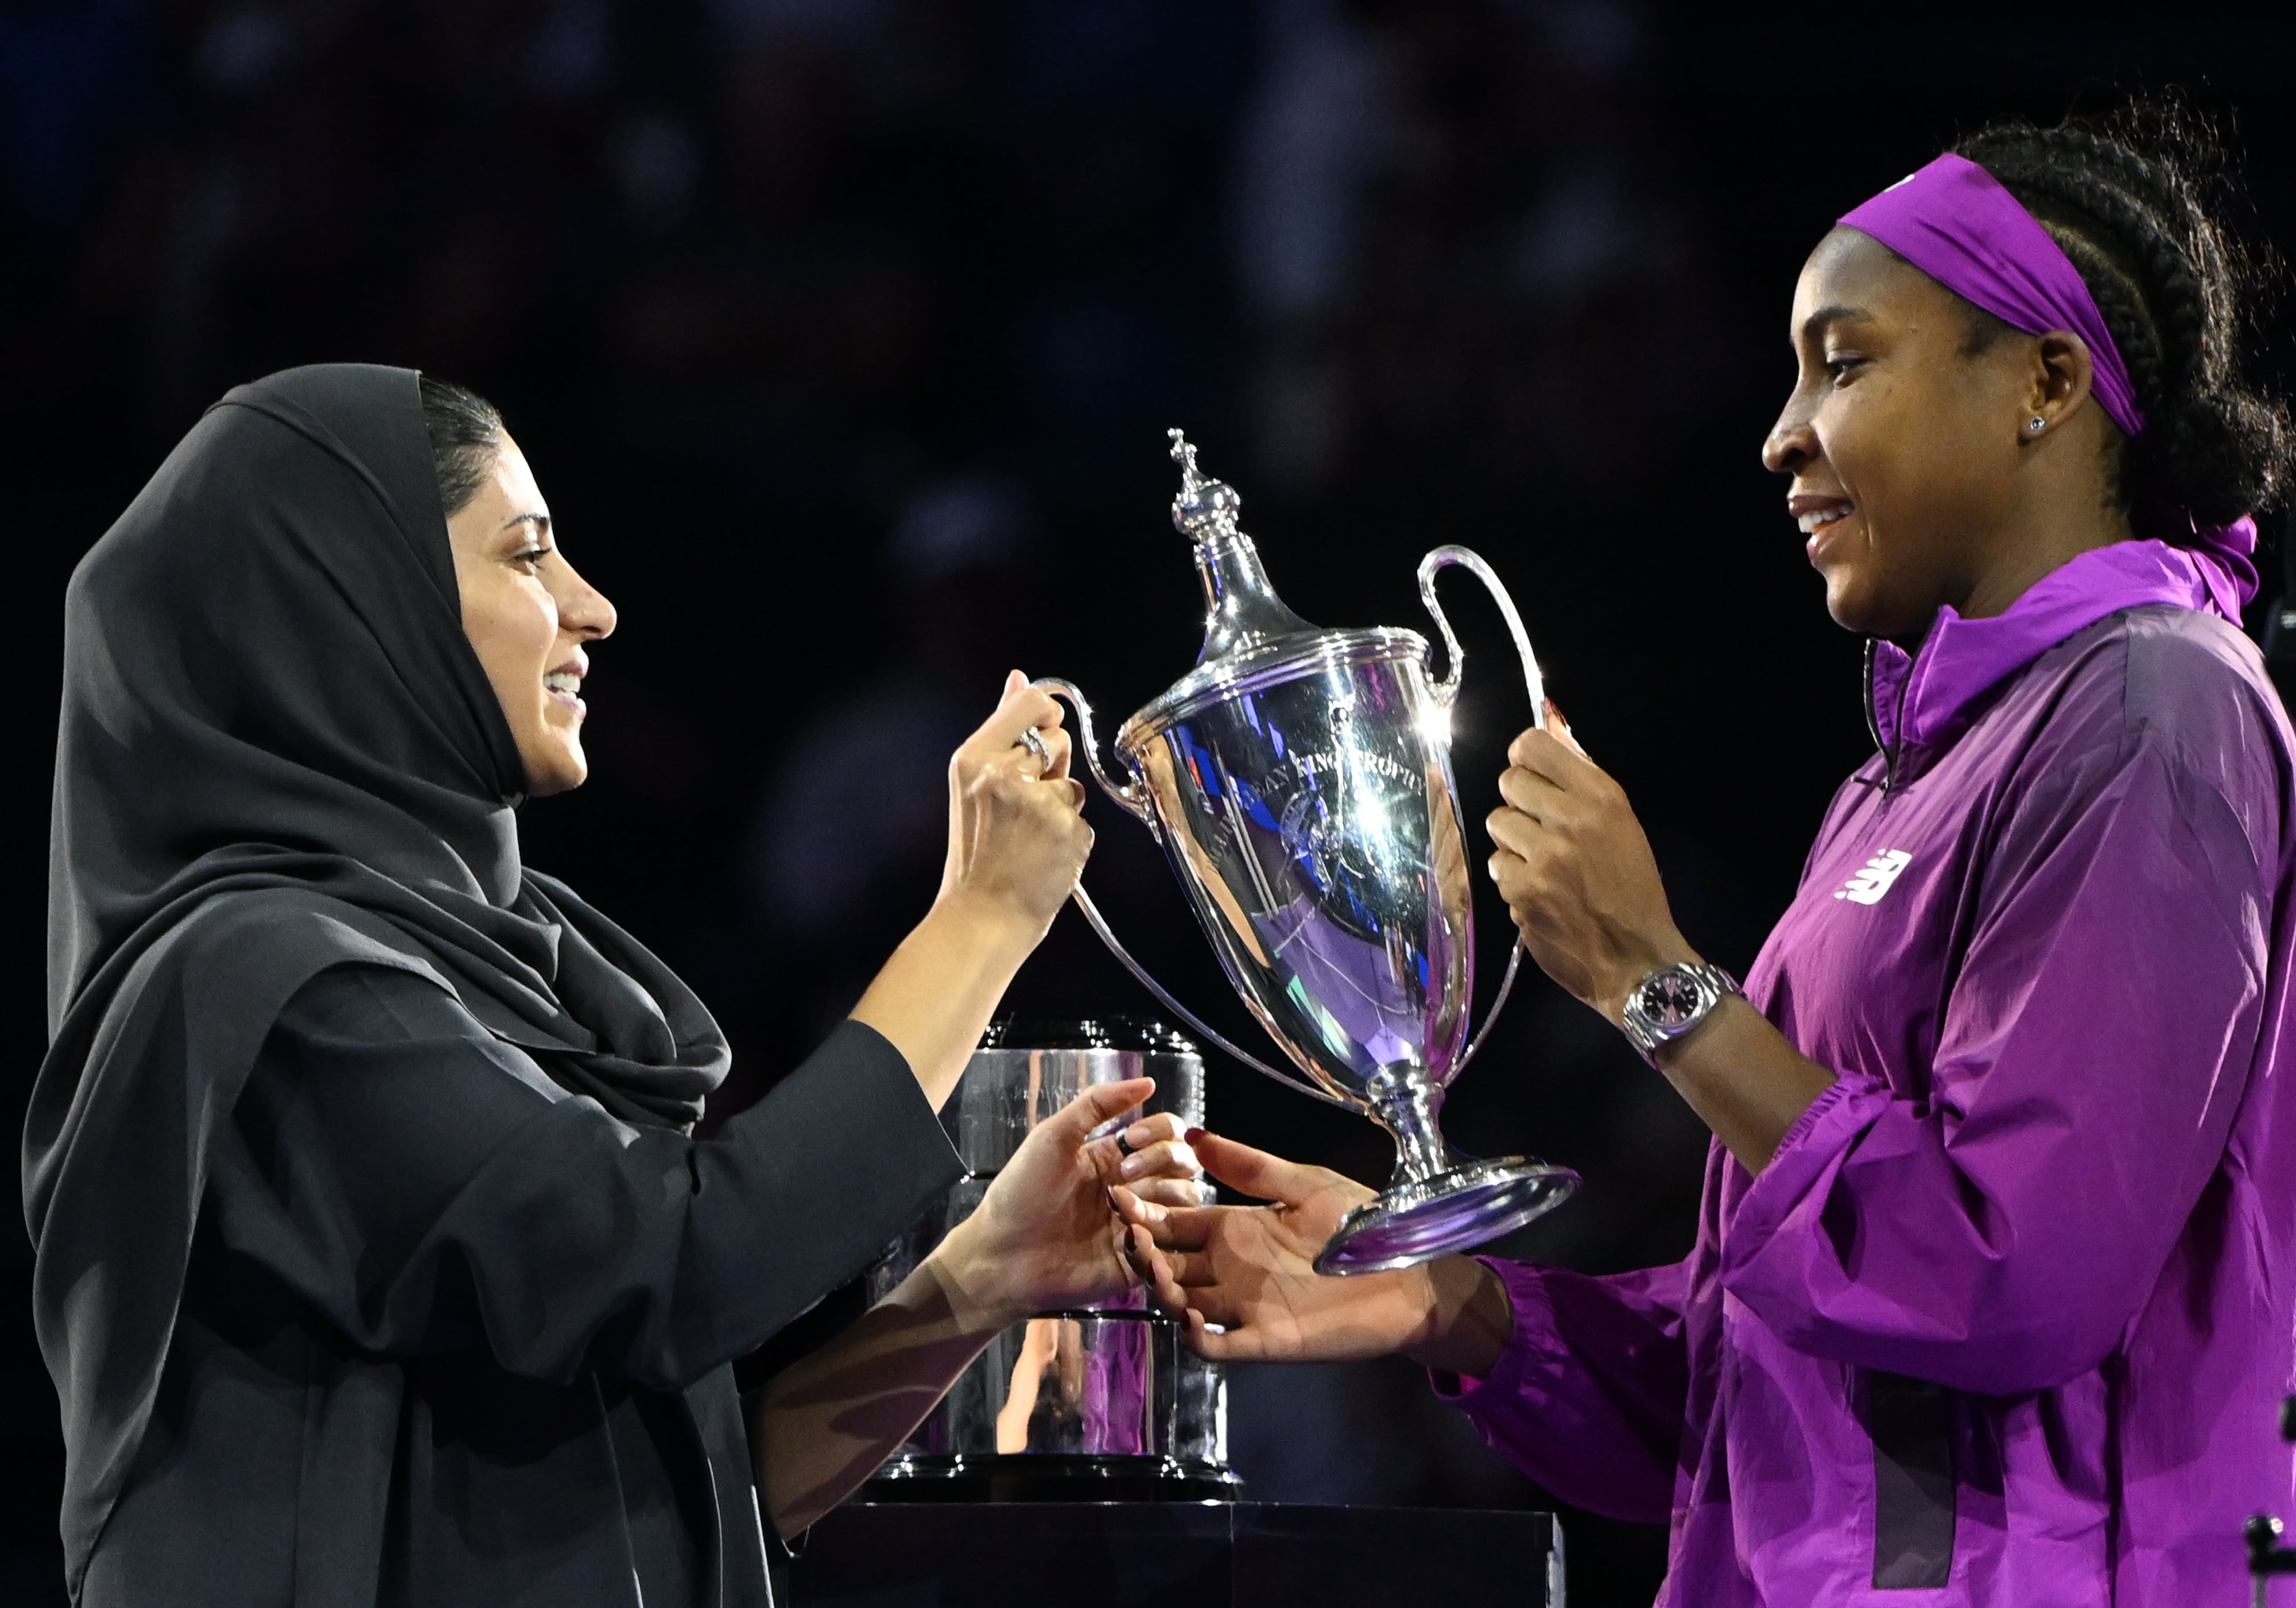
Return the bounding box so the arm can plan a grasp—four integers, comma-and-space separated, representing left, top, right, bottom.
1123, 109, 2296, 1605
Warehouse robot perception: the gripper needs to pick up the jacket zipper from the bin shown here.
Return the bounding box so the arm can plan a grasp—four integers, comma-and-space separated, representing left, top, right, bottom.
1863, 638, 1900, 795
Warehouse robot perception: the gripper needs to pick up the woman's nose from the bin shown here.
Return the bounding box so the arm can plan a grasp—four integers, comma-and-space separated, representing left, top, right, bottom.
556, 564, 616, 641
1762, 402, 1817, 476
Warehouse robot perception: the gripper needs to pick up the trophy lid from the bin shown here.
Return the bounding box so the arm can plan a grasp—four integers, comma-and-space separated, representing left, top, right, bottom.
1121, 432, 1429, 747
1168, 430, 1320, 665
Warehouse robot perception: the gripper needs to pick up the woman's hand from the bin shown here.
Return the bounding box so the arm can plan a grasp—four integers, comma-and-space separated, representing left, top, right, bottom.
850, 671, 1096, 1110
1486, 708, 1697, 1021
938, 669, 1093, 945
1114, 1131, 1514, 1376
932, 1079, 1203, 1331
1486, 710, 1837, 1173
755, 1080, 1201, 1538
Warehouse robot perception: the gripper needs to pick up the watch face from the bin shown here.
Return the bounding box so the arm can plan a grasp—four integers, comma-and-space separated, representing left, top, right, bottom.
1637, 969, 1705, 1028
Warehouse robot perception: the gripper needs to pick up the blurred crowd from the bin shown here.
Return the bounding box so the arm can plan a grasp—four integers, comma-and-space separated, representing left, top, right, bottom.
3, 0, 1723, 487
29, 3, 2265, 1605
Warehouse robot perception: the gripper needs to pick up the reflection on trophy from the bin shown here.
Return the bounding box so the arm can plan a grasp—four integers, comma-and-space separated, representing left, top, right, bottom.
1036, 431, 1580, 1274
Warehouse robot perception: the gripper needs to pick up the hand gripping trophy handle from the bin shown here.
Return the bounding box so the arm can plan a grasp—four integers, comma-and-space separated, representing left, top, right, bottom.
1028, 676, 1356, 1110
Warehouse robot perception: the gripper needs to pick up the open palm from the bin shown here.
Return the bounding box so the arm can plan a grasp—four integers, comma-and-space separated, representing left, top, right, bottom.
1116, 1132, 1441, 1362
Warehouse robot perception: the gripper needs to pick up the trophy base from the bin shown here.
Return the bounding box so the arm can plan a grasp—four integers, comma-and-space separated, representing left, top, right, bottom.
1312, 1157, 1580, 1275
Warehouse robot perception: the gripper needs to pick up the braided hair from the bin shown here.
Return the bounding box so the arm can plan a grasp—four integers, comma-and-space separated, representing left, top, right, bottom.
1950, 103, 2290, 528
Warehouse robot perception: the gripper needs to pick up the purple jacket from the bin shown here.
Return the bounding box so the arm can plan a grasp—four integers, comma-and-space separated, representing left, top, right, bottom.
1440, 540, 2296, 1605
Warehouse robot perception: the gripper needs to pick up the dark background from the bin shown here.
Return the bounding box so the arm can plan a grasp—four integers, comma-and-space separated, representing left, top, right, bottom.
5, 4, 2294, 1604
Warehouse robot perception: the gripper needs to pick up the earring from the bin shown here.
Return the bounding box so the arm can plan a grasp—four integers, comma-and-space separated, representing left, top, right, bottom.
2027, 416, 2046, 435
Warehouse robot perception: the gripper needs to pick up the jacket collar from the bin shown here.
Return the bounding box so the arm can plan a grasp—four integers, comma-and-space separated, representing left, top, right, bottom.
1865, 537, 2251, 768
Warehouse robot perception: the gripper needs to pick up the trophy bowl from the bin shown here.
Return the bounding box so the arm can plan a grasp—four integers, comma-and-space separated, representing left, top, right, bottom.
1037, 433, 1578, 1274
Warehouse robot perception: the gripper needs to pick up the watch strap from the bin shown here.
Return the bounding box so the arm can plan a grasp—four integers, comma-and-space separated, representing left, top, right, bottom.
1620, 961, 1742, 1064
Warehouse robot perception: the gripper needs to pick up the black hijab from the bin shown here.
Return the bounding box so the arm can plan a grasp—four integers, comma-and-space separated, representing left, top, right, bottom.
25, 364, 729, 1585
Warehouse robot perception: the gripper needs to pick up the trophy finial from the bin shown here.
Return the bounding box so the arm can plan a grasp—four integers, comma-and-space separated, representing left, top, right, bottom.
1164, 427, 1315, 661
1168, 427, 1197, 483
1168, 428, 1242, 544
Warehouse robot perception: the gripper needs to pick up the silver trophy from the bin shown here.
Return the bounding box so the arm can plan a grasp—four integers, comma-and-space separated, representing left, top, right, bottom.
867, 1020, 1238, 1502
1037, 432, 1578, 1274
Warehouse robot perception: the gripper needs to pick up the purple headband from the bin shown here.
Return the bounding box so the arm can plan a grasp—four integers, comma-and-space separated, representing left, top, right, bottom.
1840, 152, 2258, 614
1840, 152, 2146, 439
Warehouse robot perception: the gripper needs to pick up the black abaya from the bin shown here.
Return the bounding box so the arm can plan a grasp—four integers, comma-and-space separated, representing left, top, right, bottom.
83, 970, 956, 1607
28, 365, 962, 1605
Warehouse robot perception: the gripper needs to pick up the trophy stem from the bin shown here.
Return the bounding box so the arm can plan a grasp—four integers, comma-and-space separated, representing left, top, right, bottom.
1369, 1077, 1451, 1185
1318, 1069, 1582, 1277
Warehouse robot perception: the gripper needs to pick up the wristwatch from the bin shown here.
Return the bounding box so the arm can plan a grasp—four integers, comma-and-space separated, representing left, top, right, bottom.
1619, 962, 1741, 1065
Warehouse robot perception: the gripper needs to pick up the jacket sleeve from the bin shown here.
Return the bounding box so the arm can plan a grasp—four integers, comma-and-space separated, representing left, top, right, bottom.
1721, 737, 2271, 1395
1431, 1256, 1691, 1523
205, 964, 963, 1391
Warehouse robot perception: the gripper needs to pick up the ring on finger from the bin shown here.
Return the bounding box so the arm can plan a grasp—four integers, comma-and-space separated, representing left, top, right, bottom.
1017, 726, 1053, 773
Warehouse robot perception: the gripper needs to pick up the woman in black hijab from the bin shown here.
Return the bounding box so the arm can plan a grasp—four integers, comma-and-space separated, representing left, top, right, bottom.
28, 363, 1192, 1606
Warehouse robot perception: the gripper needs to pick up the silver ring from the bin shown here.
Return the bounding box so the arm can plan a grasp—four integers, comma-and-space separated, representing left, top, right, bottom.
1018, 726, 1053, 772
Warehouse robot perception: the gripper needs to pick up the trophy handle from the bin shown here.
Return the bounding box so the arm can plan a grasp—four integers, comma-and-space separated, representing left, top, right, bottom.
1028, 677, 1356, 1110
1416, 544, 1546, 722
1027, 677, 1154, 824
1414, 545, 1545, 1075
1066, 885, 1353, 1110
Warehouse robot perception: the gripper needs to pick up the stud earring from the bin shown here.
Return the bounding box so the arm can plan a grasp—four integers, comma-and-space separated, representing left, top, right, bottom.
2027, 416, 2046, 435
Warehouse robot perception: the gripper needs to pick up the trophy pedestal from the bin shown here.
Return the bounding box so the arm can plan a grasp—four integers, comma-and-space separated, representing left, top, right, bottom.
1316, 1157, 1581, 1276
786, 1502, 1564, 1607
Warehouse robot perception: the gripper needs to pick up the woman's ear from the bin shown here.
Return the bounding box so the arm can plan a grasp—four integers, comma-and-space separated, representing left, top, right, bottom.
2027, 330, 2098, 436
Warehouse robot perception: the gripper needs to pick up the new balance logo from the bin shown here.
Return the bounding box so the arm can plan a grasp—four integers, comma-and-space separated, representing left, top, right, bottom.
1835, 848, 1913, 905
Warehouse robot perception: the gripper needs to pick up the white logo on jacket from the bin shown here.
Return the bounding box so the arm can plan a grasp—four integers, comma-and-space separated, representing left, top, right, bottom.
1835, 848, 1913, 904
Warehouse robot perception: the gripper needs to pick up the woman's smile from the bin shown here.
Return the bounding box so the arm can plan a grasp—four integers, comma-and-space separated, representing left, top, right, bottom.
544, 656, 587, 718
1791, 493, 1857, 562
